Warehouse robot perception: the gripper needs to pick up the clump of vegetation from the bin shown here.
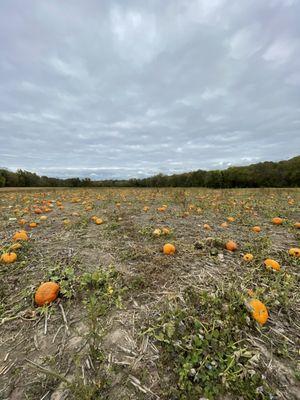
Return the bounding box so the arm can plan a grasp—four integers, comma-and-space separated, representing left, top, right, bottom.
147, 283, 273, 399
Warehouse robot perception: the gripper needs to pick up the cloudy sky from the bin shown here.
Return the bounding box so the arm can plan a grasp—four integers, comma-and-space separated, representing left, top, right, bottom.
0, 0, 299, 179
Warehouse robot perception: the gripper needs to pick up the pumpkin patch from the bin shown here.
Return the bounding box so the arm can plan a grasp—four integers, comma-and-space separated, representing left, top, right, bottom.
0, 187, 299, 399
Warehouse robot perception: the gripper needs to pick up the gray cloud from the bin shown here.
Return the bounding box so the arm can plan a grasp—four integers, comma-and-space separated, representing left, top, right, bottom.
0, 0, 299, 179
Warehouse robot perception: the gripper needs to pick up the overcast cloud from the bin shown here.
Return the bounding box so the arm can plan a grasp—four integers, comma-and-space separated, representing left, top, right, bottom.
0, 0, 299, 179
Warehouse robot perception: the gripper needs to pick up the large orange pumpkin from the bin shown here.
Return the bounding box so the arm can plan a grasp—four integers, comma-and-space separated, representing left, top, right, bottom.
35, 282, 60, 306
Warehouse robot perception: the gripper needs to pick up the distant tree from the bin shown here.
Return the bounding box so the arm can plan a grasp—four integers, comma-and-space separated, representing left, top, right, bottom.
0, 174, 5, 187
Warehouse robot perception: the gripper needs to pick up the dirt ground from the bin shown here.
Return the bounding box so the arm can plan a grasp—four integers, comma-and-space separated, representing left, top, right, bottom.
0, 187, 299, 400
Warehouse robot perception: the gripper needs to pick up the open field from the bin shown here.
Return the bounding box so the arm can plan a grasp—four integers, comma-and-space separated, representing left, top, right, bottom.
0, 187, 299, 400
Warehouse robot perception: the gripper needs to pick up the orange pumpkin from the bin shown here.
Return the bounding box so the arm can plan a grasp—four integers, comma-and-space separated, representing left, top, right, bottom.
203, 224, 212, 230
29, 222, 37, 228
0, 252, 17, 264
264, 258, 280, 271
163, 243, 176, 255
252, 226, 261, 233
220, 222, 228, 228
227, 217, 235, 222
13, 230, 28, 241
95, 218, 103, 225
225, 241, 238, 251
294, 222, 300, 229
247, 299, 268, 325
243, 253, 253, 262
289, 248, 300, 257
272, 217, 283, 225
35, 282, 60, 306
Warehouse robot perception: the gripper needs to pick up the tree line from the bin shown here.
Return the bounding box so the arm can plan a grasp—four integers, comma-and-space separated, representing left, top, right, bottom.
0, 156, 299, 188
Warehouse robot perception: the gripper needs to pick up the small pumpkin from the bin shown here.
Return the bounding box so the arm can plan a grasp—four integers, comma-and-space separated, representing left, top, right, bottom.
1, 252, 17, 264
163, 243, 176, 255
247, 298, 269, 325
13, 230, 29, 241
289, 248, 300, 257
272, 217, 283, 225
252, 226, 261, 233
220, 222, 228, 228
243, 253, 254, 262
227, 217, 235, 222
35, 282, 60, 306
40, 215, 47, 221
225, 240, 238, 251
153, 228, 162, 237
9, 242, 22, 251
264, 258, 280, 271
95, 218, 103, 225
294, 222, 300, 229
203, 224, 212, 230
29, 222, 37, 228
162, 227, 170, 235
